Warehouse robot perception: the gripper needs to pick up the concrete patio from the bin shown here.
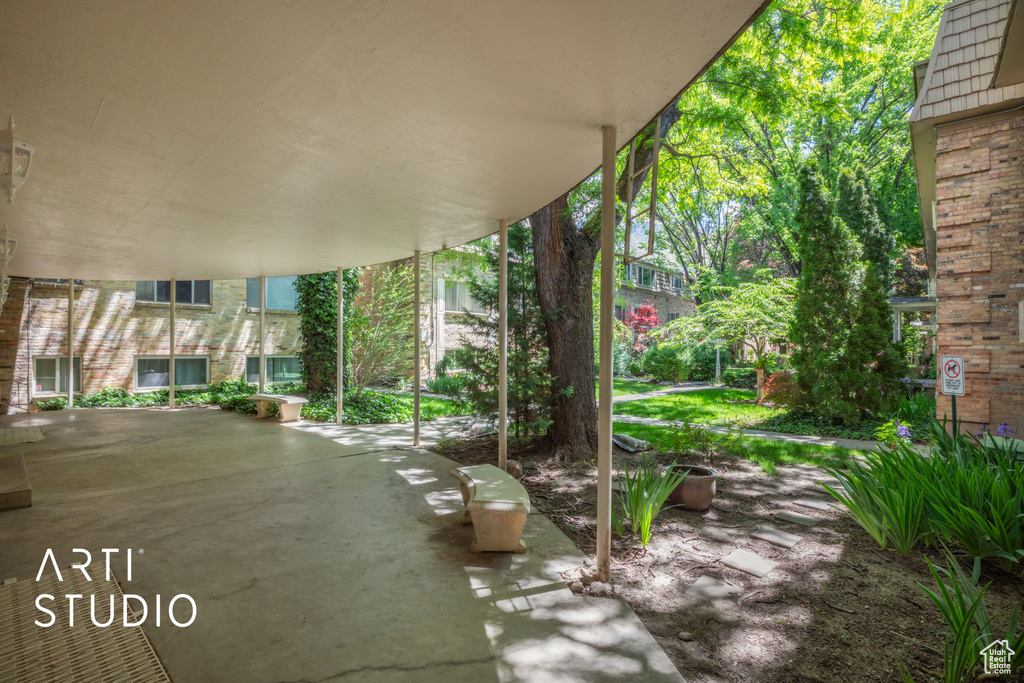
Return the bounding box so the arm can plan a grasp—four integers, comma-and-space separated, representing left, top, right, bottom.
0, 408, 683, 682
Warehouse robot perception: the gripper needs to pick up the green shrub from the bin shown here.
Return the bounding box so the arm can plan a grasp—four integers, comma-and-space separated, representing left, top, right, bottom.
425, 374, 469, 396
823, 420, 1024, 568
642, 344, 694, 383
613, 455, 687, 547
690, 343, 733, 381
721, 368, 756, 389
35, 396, 68, 411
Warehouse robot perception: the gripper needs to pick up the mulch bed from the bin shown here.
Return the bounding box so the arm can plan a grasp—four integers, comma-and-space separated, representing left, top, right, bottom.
433, 436, 1024, 682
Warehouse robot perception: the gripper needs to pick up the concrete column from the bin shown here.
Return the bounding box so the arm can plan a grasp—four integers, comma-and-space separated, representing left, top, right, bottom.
498, 219, 509, 471
413, 251, 421, 446
169, 279, 176, 409
337, 267, 344, 424
67, 277, 74, 410
597, 125, 616, 582
259, 276, 266, 393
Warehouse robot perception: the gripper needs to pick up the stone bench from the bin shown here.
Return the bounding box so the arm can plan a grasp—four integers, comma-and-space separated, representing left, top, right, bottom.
246, 394, 309, 423
0, 452, 32, 511
449, 464, 530, 553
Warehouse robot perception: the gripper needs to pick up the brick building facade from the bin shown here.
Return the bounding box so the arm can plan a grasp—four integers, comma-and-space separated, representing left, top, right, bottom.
0, 278, 302, 413
911, 0, 1024, 429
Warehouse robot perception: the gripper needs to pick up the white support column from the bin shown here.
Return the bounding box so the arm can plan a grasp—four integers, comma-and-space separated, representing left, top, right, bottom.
498, 219, 509, 471
336, 267, 344, 423
259, 276, 266, 394
67, 278, 74, 410
893, 309, 903, 343
597, 124, 616, 582
413, 251, 421, 446
169, 279, 176, 409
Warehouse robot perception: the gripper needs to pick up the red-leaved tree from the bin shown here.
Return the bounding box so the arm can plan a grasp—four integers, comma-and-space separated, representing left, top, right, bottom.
625, 303, 660, 353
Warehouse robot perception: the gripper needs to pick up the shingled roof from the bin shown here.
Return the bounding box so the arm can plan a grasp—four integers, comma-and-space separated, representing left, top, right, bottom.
911, 0, 1024, 122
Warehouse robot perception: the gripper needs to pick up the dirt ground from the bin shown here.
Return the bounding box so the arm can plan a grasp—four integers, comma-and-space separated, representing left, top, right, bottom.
434, 437, 1024, 682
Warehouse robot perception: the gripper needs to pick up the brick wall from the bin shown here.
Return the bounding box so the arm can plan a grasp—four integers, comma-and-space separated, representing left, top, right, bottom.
934, 112, 1024, 430
0, 279, 302, 412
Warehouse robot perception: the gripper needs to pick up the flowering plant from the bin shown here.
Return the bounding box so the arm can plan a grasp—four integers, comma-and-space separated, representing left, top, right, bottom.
875, 419, 912, 448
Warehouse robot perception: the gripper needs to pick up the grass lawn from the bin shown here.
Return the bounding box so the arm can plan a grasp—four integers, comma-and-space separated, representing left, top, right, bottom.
614, 387, 783, 424
612, 420, 861, 475
595, 378, 669, 397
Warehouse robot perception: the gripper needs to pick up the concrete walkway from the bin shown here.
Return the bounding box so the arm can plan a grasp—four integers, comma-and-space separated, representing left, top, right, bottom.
0, 407, 683, 682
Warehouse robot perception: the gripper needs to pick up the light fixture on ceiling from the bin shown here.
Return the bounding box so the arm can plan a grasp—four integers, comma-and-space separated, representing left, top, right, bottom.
0, 116, 37, 204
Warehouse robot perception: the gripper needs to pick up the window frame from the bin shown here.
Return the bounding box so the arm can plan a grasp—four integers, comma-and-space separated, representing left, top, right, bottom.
671, 275, 684, 290
246, 276, 299, 311
443, 280, 487, 315
133, 355, 211, 391
245, 355, 302, 385
32, 355, 83, 396
636, 266, 655, 288
135, 280, 212, 306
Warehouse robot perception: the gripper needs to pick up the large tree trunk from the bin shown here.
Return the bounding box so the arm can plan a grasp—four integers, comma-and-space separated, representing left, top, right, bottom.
531, 194, 600, 462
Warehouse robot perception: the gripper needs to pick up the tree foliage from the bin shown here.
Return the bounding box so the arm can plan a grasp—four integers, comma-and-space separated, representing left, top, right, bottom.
698, 274, 796, 371
295, 269, 360, 396
349, 263, 414, 397
452, 225, 556, 438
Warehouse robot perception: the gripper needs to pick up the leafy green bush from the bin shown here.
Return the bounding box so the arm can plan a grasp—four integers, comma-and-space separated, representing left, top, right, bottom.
613, 455, 687, 547
35, 396, 68, 411
425, 374, 469, 396
210, 378, 260, 414
875, 419, 913, 449
689, 342, 733, 381
642, 344, 694, 383
823, 420, 1024, 569
900, 544, 1023, 682
721, 368, 756, 389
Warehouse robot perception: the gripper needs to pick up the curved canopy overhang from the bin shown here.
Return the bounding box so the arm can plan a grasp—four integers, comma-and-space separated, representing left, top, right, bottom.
1, 0, 766, 280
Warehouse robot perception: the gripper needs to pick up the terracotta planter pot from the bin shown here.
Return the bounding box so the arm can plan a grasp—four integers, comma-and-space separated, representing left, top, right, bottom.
666, 465, 717, 512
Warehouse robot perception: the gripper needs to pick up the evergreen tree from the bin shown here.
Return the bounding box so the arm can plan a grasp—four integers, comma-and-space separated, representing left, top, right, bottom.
843, 262, 908, 416
789, 162, 863, 425
452, 224, 556, 438
837, 168, 897, 290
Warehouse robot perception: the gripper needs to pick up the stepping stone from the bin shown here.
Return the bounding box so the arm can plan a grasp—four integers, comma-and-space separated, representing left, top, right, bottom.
684, 575, 743, 602
777, 510, 818, 527
751, 526, 802, 549
793, 498, 832, 511
721, 549, 778, 578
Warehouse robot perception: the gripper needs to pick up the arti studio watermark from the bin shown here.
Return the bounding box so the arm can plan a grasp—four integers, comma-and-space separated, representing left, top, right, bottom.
33, 548, 196, 628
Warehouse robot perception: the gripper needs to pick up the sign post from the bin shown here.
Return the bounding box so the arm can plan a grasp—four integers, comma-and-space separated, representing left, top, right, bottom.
940, 355, 965, 435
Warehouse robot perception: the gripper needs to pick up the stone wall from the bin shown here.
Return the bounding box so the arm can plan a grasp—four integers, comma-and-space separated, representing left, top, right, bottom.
934, 111, 1024, 430
0, 279, 302, 412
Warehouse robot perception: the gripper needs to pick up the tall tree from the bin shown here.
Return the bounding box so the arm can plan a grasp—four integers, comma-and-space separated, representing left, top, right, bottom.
837, 168, 897, 290
349, 264, 413, 397
789, 163, 863, 425
532, 109, 677, 463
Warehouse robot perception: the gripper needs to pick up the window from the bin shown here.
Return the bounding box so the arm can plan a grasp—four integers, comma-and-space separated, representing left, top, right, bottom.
135, 357, 209, 389
637, 266, 655, 288
619, 262, 632, 282
34, 357, 82, 394
614, 304, 626, 321
667, 312, 680, 323
671, 275, 684, 290
246, 276, 298, 311
245, 356, 301, 384
135, 280, 211, 305
444, 281, 486, 314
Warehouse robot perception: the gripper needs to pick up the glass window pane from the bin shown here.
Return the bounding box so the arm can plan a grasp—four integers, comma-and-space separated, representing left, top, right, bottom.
174, 358, 208, 386
193, 280, 212, 305
156, 281, 171, 303
35, 358, 56, 393
246, 279, 260, 308
138, 359, 169, 388
266, 276, 298, 310
268, 357, 300, 383
444, 283, 459, 311
135, 281, 155, 302
176, 280, 193, 304
245, 357, 259, 383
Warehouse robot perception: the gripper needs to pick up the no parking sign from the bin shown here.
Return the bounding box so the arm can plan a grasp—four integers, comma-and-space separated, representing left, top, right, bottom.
941, 355, 965, 396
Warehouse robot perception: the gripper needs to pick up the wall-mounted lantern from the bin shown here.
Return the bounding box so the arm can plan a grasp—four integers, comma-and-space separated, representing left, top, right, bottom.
0, 116, 37, 204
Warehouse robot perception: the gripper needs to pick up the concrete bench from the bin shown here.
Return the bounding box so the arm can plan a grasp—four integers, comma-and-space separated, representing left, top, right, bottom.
0, 452, 32, 511
246, 394, 309, 423
449, 464, 530, 553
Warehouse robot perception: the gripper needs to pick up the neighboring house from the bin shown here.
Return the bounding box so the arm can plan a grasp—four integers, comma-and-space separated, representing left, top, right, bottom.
0, 277, 303, 413
910, 0, 1024, 429
415, 252, 696, 379
616, 260, 697, 325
